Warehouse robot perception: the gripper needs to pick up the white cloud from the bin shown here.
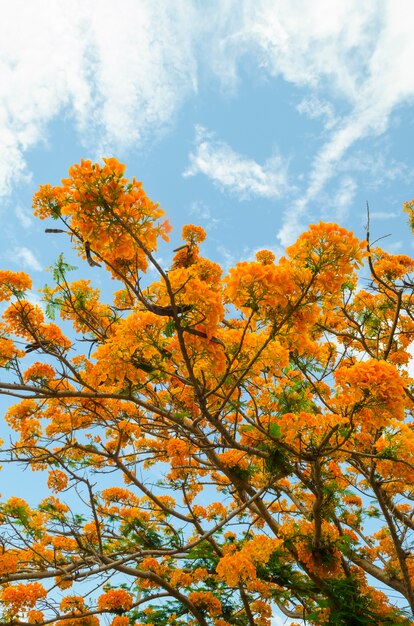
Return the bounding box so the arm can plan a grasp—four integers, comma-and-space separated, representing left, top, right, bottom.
385, 240, 403, 253
189, 200, 221, 229
296, 96, 337, 129
1, 0, 414, 227
239, 0, 414, 245
26, 290, 46, 312
335, 176, 357, 210
324, 175, 357, 222
10, 247, 42, 272
370, 211, 399, 220
0, 0, 197, 195
216, 244, 236, 271
186, 1, 414, 242
184, 126, 290, 199
15, 205, 33, 229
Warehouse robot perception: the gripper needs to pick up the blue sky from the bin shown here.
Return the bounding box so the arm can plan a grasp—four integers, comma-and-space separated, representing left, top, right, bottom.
2, 0, 414, 284
2, 1, 414, 623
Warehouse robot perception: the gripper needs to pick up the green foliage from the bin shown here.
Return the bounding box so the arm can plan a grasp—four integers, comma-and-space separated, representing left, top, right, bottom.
308, 576, 411, 625
51, 253, 77, 283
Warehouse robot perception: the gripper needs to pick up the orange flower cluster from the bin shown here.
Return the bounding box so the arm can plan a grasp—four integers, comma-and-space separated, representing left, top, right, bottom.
182, 224, 206, 244
169, 569, 194, 587
0, 270, 31, 301
101, 487, 140, 505
371, 248, 414, 281
140, 557, 161, 573
334, 359, 407, 428
47, 469, 69, 492
5, 399, 42, 445
0, 337, 21, 366
111, 617, 130, 626
60, 595, 86, 613
188, 590, 222, 616
27, 610, 44, 623
286, 221, 366, 297
33, 158, 170, 278
224, 256, 298, 314
278, 409, 344, 450
2, 161, 414, 625
1, 582, 47, 615
255, 249, 276, 264
215, 551, 257, 587
3, 297, 71, 351
217, 449, 249, 470
0, 551, 18, 576
23, 362, 56, 383
243, 535, 282, 564
97, 588, 133, 612
216, 535, 281, 586
284, 520, 342, 576
250, 599, 273, 626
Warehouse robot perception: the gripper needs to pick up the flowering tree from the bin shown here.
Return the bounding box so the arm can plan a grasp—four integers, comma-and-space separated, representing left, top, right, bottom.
1, 159, 414, 625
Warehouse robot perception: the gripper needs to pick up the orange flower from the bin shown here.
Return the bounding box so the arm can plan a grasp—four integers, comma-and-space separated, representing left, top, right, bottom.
0, 551, 18, 576
218, 449, 249, 469
97, 589, 133, 612
33, 158, 166, 277
141, 557, 161, 572
255, 249, 276, 264
27, 610, 44, 623
188, 591, 222, 616
182, 224, 206, 244
1, 582, 47, 614
60, 595, 85, 613
334, 359, 407, 428
101, 487, 139, 505
23, 362, 56, 383
111, 617, 130, 626
0, 337, 21, 366
216, 551, 257, 586
0, 270, 31, 301
47, 469, 69, 492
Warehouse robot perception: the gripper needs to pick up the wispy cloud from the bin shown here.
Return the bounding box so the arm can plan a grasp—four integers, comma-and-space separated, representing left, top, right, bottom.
2, 0, 414, 226
370, 211, 399, 220
277, 113, 381, 245
323, 176, 357, 223
240, 0, 414, 244
215, 244, 236, 271
339, 151, 410, 190
189, 200, 221, 229
335, 176, 357, 212
15, 205, 33, 229
10, 247, 42, 272
184, 126, 290, 199
296, 96, 337, 130
0, 0, 197, 195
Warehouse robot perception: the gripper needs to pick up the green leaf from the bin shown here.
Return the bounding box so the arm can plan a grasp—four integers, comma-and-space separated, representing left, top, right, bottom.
378, 447, 397, 460
164, 319, 176, 337
341, 280, 355, 292
52, 254, 77, 282
269, 423, 281, 438
50, 203, 62, 219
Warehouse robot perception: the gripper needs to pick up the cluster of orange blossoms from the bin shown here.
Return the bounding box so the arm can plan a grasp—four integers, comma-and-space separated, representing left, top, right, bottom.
1, 160, 414, 624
